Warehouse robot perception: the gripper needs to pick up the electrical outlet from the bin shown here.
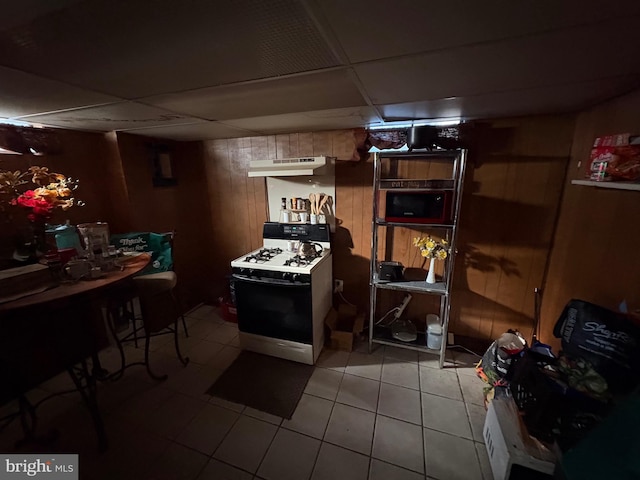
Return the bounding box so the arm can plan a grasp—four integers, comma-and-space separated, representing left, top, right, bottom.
334, 279, 344, 293
448, 332, 455, 345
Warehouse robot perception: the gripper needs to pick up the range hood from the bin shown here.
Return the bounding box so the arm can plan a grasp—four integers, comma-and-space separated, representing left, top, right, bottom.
248, 156, 330, 177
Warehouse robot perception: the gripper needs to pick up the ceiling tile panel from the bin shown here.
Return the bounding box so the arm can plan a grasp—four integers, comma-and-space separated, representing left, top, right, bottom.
355, 18, 640, 105
0, 66, 121, 118
16, 102, 199, 132
222, 106, 382, 134
318, 0, 640, 63
0, 0, 341, 98
141, 70, 367, 120
0, 2, 639, 140
379, 77, 640, 122
0, 0, 84, 32
123, 121, 259, 141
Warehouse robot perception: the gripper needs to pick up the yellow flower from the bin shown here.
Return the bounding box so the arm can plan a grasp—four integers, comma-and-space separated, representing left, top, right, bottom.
34, 187, 58, 200
414, 235, 450, 261
29, 166, 65, 186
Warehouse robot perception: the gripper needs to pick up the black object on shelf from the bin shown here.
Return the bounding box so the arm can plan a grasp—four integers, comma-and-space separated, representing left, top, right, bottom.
378, 261, 404, 281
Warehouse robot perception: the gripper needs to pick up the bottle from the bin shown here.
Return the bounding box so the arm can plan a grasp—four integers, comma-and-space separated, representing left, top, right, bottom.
280, 197, 290, 223
83, 234, 95, 260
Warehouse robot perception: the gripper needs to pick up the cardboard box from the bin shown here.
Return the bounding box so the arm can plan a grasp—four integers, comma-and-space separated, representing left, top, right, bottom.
0, 263, 52, 301
325, 305, 365, 351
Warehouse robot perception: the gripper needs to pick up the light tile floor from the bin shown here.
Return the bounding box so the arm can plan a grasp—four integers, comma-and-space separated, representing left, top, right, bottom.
0, 305, 494, 480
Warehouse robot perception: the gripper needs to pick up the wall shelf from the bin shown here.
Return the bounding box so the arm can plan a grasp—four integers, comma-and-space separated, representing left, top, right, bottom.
571, 179, 640, 191
372, 278, 448, 295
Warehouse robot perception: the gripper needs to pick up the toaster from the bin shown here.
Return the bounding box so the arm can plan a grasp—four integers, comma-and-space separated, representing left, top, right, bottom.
378, 261, 404, 281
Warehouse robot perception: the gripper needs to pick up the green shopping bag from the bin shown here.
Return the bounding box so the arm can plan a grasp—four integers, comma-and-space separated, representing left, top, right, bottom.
110, 232, 173, 276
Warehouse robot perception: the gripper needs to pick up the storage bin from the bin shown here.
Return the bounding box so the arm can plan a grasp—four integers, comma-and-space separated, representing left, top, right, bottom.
483, 395, 556, 480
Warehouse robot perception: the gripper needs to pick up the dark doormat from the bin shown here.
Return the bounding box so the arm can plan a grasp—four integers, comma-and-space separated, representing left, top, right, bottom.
205, 351, 314, 419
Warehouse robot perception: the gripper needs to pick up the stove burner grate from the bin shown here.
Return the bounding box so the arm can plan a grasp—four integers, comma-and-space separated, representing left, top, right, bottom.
284, 255, 317, 267
244, 247, 283, 263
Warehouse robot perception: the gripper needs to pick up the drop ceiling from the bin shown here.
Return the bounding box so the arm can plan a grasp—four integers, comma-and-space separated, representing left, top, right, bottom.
1, 0, 639, 141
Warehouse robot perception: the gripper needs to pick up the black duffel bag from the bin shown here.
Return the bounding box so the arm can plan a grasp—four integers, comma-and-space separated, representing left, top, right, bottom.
553, 299, 640, 393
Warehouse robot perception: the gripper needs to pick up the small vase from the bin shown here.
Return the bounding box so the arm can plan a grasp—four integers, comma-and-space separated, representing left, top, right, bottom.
426, 257, 436, 284
13, 219, 48, 263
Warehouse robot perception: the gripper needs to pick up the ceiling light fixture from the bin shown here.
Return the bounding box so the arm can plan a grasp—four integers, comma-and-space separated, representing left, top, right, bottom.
0, 118, 33, 128
29, 147, 44, 156
368, 117, 461, 131
0, 146, 22, 155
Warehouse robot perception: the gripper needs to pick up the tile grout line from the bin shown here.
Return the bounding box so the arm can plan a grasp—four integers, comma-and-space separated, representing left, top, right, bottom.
367, 359, 384, 480
252, 419, 281, 479
316, 348, 440, 478
419, 348, 428, 479
307, 353, 349, 479
176, 315, 239, 479
458, 367, 489, 480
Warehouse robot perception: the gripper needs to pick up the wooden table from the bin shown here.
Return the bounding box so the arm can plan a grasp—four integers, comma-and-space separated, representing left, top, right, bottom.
0, 254, 150, 451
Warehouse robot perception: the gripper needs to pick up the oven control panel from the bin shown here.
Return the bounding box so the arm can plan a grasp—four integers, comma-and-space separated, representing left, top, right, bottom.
264, 222, 330, 242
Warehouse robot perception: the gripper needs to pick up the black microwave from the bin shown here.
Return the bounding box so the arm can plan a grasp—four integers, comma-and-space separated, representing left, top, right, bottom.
385, 191, 451, 224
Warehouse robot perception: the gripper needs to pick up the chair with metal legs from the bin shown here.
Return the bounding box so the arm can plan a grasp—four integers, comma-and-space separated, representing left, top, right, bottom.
106, 231, 189, 381
134, 231, 189, 340
133, 270, 189, 380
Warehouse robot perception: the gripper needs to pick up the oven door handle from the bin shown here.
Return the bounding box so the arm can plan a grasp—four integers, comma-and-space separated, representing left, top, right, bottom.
232, 274, 311, 287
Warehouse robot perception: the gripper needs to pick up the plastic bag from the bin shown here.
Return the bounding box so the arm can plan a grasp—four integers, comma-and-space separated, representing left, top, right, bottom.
476, 330, 527, 385
110, 232, 173, 276
605, 146, 640, 181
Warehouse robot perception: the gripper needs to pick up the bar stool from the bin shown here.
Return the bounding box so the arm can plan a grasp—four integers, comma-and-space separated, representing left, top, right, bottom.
105, 231, 189, 381
123, 232, 188, 348
133, 269, 189, 380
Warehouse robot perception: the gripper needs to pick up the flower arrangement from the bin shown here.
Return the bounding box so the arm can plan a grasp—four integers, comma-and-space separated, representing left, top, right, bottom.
0, 166, 81, 222
413, 236, 449, 260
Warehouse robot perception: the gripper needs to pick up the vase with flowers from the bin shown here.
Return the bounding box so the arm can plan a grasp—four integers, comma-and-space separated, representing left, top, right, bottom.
0, 166, 81, 264
413, 235, 449, 284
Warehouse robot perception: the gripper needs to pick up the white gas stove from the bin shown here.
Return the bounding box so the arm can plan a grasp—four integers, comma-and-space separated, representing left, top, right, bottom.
230, 223, 333, 364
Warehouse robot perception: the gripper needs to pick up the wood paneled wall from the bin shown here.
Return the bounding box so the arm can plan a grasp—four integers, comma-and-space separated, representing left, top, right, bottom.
9, 105, 621, 345
0, 129, 125, 227
0, 129, 217, 311
201, 118, 575, 344
539, 89, 640, 351
114, 133, 215, 310
0, 129, 127, 265
201, 130, 363, 299
365, 119, 574, 340
451, 117, 574, 342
